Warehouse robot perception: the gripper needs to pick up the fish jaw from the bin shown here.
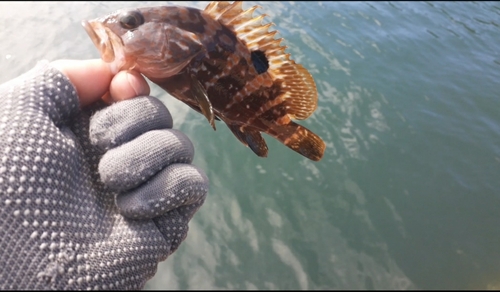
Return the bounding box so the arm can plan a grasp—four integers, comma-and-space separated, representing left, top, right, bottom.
82, 20, 132, 74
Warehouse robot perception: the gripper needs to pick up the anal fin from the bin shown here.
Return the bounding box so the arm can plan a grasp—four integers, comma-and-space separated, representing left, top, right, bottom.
228, 125, 268, 157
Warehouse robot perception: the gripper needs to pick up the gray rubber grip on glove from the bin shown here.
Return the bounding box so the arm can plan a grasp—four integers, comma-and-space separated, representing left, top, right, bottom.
0, 61, 208, 290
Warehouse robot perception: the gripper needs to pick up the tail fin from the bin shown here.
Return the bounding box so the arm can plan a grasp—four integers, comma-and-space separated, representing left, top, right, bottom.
268, 121, 325, 161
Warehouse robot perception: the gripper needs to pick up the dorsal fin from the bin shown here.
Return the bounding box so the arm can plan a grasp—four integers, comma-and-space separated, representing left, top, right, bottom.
204, 1, 318, 120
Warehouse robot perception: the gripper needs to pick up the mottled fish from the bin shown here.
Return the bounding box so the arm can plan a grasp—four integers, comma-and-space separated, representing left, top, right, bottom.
83, 1, 326, 161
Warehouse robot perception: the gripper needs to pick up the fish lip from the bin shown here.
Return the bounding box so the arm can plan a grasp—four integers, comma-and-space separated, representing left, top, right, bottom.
82, 20, 115, 63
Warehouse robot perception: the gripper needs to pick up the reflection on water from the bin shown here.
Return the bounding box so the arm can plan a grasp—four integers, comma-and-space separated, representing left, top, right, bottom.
1, 1, 500, 290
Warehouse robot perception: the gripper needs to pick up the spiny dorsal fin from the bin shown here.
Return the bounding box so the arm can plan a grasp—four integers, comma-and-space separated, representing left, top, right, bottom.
204, 1, 318, 120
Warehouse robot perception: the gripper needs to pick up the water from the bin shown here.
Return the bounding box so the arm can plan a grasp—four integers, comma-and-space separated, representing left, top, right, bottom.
1, 1, 500, 290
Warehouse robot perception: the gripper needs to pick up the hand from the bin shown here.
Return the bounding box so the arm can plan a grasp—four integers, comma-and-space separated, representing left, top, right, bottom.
0, 59, 208, 289
51, 59, 151, 106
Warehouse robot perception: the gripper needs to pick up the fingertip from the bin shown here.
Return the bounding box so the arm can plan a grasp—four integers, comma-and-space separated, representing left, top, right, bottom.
109, 70, 150, 102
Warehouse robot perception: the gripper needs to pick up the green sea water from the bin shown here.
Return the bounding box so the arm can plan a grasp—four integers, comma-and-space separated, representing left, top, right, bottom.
1, 1, 500, 290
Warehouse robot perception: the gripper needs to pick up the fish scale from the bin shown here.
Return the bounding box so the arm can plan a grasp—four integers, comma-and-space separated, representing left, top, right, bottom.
83, 1, 325, 161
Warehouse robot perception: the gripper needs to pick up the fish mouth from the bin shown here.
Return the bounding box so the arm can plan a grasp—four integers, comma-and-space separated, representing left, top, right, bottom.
82, 20, 116, 63
82, 20, 132, 74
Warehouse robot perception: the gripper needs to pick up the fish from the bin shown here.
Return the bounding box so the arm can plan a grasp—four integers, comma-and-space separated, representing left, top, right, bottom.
82, 1, 326, 161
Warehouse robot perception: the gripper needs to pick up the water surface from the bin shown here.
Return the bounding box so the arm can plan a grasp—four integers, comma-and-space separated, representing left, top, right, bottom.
1, 1, 500, 290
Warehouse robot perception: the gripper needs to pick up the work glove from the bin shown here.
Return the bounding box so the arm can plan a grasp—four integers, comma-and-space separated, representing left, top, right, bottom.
0, 62, 208, 289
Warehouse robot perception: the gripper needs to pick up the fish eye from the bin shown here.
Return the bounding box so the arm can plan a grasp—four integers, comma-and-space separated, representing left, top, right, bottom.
119, 10, 144, 30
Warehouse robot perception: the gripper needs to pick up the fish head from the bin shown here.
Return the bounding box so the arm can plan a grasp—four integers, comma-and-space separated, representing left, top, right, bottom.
82, 7, 204, 78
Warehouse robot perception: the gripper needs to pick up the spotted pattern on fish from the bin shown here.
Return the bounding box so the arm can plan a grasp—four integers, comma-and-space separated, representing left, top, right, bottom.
83, 1, 326, 161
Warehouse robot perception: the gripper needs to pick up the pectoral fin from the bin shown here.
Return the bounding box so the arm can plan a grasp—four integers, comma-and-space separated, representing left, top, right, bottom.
189, 74, 216, 130
228, 125, 268, 157
152, 73, 219, 125
184, 102, 221, 121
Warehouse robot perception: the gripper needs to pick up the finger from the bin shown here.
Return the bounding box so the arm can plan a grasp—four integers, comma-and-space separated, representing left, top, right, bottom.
153, 198, 205, 255
109, 69, 150, 102
89, 96, 173, 150
50, 59, 150, 107
153, 209, 189, 257
116, 164, 208, 220
51, 59, 112, 107
99, 129, 194, 192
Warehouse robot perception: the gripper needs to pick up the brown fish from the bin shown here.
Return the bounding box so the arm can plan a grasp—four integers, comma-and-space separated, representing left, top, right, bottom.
83, 1, 325, 161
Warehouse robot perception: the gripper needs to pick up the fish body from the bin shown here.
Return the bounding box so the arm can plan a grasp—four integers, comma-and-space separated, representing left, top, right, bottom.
83, 1, 325, 161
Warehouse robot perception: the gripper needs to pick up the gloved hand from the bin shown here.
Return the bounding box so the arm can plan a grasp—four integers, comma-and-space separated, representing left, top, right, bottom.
0, 60, 208, 289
